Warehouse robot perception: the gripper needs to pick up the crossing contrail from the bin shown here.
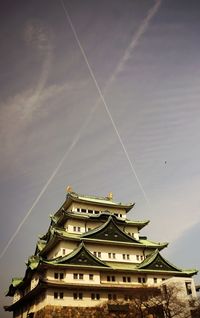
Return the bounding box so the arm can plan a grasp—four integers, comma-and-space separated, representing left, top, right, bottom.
60, 0, 162, 204
0, 0, 161, 259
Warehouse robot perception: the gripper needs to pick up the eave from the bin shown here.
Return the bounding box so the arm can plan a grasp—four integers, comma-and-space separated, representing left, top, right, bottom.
4, 282, 45, 312
55, 210, 150, 231
54, 192, 135, 217
40, 228, 167, 257
138, 250, 198, 277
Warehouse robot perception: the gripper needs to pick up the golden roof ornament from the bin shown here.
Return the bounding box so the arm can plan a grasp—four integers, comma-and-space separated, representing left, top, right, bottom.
66, 185, 73, 193
107, 192, 113, 200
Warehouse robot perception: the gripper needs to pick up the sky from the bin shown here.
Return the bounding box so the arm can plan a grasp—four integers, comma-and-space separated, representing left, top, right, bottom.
1, 0, 200, 316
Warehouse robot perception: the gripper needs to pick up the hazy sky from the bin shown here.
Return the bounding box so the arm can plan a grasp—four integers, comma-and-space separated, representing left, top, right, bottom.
1, 0, 200, 316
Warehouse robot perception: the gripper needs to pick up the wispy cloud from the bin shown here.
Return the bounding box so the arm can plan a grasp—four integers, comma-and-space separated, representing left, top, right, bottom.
0, 20, 54, 155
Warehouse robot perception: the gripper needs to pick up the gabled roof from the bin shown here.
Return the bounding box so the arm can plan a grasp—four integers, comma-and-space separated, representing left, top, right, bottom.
6, 255, 41, 297
138, 249, 181, 271
39, 221, 168, 256
138, 250, 198, 276
6, 278, 23, 296
44, 241, 109, 268
81, 216, 141, 243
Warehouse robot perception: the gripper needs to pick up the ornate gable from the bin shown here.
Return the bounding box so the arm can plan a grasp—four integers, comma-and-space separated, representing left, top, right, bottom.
81, 216, 140, 243
48, 242, 109, 267
138, 250, 181, 272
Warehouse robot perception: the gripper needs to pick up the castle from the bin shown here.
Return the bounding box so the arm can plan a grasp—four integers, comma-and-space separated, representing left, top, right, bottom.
5, 187, 197, 317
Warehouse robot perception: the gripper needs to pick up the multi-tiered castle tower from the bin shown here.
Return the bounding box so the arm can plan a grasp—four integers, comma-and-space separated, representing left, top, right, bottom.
5, 188, 197, 317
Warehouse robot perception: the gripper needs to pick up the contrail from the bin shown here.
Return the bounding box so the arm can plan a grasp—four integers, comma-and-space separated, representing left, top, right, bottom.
0, 104, 98, 260
104, 0, 161, 89
0, 0, 161, 259
60, 0, 162, 204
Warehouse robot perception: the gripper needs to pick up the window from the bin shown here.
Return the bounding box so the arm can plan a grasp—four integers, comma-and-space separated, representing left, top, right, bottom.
73, 226, 81, 232
107, 275, 115, 282
154, 278, 157, 283
77, 208, 80, 212
54, 272, 64, 280
54, 273, 58, 279
88, 228, 91, 231
185, 282, 192, 295
94, 210, 99, 214
108, 294, 117, 300
73, 292, 83, 300
91, 293, 100, 300
54, 292, 64, 299
138, 277, 146, 283
62, 249, 66, 255
114, 213, 118, 217
123, 276, 131, 283
140, 255, 143, 261
89, 274, 94, 280
88, 209, 93, 214
123, 254, 130, 260
54, 292, 58, 299
60, 273, 64, 280
162, 278, 166, 281
73, 273, 83, 280
136, 255, 140, 261
81, 209, 86, 213
108, 253, 116, 259
94, 251, 101, 258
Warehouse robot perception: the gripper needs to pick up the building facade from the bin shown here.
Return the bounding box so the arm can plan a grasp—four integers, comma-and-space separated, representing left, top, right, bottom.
5, 188, 197, 317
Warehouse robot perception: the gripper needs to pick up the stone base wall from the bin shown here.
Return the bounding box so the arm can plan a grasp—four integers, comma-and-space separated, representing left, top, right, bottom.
34, 305, 137, 318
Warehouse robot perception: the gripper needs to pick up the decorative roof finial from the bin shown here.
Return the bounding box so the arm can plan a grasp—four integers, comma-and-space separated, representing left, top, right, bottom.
107, 192, 113, 200
66, 185, 73, 193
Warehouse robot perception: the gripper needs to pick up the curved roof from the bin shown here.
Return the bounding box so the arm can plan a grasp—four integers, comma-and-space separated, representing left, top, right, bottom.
44, 241, 109, 268
54, 192, 135, 216
81, 215, 141, 243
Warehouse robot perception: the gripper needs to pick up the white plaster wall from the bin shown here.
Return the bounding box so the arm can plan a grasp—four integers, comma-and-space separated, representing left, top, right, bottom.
30, 274, 39, 290
121, 225, 139, 240
147, 274, 170, 285
69, 202, 127, 217
100, 272, 139, 284
85, 242, 146, 263
66, 219, 86, 233
46, 288, 126, 307
47, 241, 77, 259
161, 276, 197, 298
46, 268, 100, 284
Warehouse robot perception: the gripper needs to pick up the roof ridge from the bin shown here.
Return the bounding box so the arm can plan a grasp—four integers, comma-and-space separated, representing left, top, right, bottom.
70, 192, 111, 201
